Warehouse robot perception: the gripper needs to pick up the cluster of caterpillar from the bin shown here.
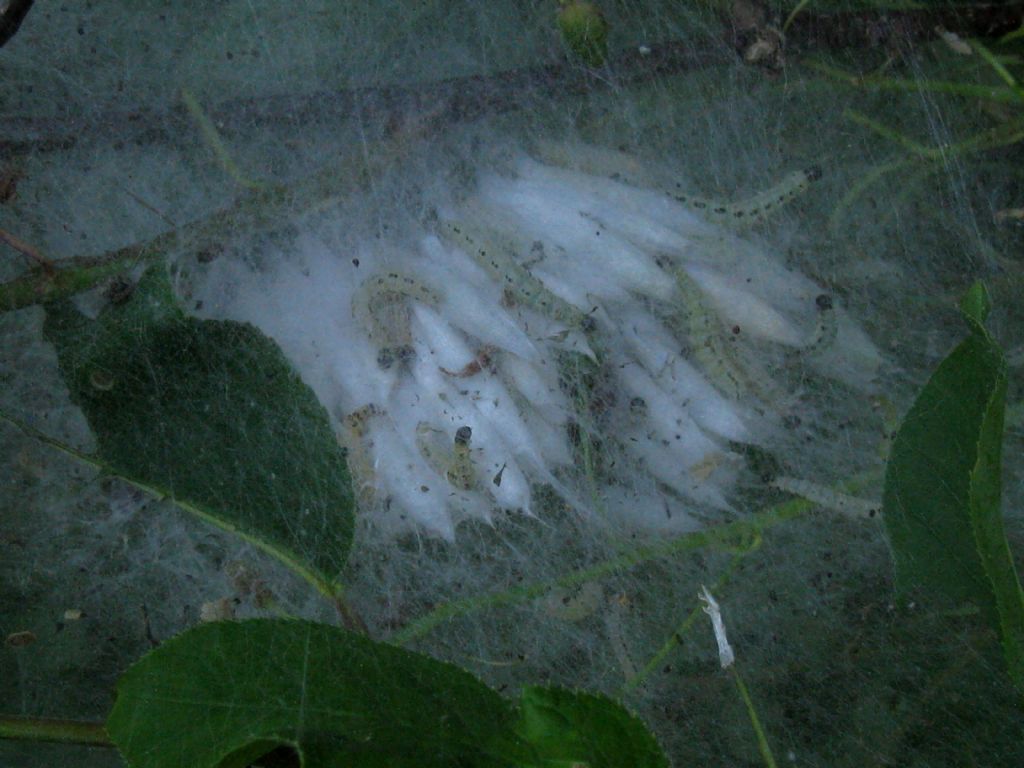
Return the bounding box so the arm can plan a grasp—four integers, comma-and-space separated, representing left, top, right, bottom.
327, 142, 879, 534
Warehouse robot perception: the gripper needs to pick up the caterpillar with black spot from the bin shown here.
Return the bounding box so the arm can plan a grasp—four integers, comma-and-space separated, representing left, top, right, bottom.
436, 214, 596, 332
351, 271, 441, 369
533, 139, 821, 228
668, 167, 822, 228
415, 422, 478, 492
790, 294, 838, 359
771, 475, 880, 519
449, 425, 476, 491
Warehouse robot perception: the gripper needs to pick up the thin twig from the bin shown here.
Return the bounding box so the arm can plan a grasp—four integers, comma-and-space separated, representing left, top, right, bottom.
181, 88, 264, 190
139, 604, 160, 649
332, 595, 370, 635
0, 228, 54, 274
0, 715, 111, 747
0, 114, 424, 312
843, 108, 1024, 159
804, 59, 1023, 104
389, 470, 879, 646
733, 666, 779, 768
621, 551, 750, 694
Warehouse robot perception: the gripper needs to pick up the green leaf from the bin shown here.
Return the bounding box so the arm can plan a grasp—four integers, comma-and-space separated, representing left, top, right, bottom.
883, 282, 1024, 689
106, 619, 529, 768
43, 266, 354, 595
958, 279, 992, 326
515, 686, 668, 768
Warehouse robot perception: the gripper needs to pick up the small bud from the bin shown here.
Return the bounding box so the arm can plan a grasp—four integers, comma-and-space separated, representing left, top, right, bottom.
557, 2, 609, 68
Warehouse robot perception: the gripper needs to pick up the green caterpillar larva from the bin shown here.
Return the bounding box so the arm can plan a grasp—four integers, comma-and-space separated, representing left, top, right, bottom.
436, 216, 596, 332
669, 167, 822, 227
341, 403, 384, 505
415, 422, 478, 492
771, 475, 880, 519
351, 271, 441, 369
665, 267, 751, 401
532, 139, 821, 228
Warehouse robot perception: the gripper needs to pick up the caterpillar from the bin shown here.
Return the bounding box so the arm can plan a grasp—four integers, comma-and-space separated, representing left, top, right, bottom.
668, 167, 822, 228
628, 395, 648, 421
665, 267, 751, 401
771, 475, 880, 519
532, 139, 821, 228
449, 425, 476, 491
341, 403, 384, 505
436, 214, 596, 332
351, 271, 441, 370
344, 402, 383, 438
415, 422, 478, 492
787, 293, 839, 359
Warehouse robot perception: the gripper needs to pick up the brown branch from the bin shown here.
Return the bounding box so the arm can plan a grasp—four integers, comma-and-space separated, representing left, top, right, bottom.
2, 4, 1021, 155
0, 111, 431, 312
0, 228, 54, 274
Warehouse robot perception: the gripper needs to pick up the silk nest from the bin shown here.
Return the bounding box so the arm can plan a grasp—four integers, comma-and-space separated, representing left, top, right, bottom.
193, 141, 882, 540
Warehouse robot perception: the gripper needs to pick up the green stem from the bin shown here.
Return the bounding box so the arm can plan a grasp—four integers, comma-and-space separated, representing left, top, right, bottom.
389, 498, 808, 646
391, 469, 881, 646
843, 109, 1024, 159
181, 88, 265, 190
0, 408, 103, 469
880, 161, 939, 229
621, 549, 750, 694
804, 59, 1022, 104
970, 39, 1022, 95
0, 247, 164, 312
782, 0, 815, 33
0, 716, 112, 747
828, 155, 917, 234
842, 110, 939, 157
733, 666, 778, 768
829, 111, 1024, 233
